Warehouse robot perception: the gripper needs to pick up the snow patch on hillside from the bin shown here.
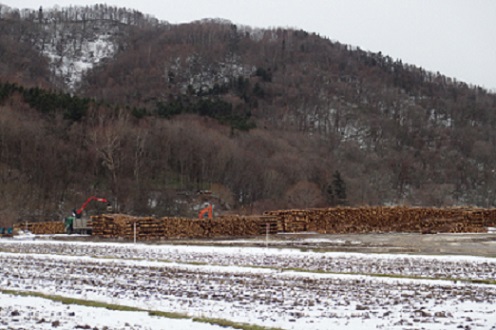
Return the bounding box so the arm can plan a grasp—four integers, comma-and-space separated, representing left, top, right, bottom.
43, 34, 115, 90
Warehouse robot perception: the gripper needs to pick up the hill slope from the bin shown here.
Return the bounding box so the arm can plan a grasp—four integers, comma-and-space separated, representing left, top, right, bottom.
1, 4, 496, 225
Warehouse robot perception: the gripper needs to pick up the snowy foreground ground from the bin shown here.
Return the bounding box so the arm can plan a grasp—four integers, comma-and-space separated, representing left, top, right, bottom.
1, 237, 496, 329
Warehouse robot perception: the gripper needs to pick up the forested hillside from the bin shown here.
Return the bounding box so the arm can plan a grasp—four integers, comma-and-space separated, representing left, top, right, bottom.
1, 4, 496, 225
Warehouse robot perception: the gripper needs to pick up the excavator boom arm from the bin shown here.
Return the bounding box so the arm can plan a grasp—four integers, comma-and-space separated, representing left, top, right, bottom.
76, 196, 109, 216
198, 204, 213, 219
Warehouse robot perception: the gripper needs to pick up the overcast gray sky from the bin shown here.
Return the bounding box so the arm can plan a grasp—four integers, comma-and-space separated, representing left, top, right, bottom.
2, 0, 495, 91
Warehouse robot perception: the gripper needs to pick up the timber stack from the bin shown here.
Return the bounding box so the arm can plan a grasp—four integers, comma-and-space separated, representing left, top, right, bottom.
13, 206, 496, 239
13, 221, 65, 235
265, 206, 496, 234
91, 214, 279, 240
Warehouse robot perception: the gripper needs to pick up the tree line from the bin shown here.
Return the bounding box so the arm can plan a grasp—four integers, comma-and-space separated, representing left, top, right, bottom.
0, 85, 347, 226
1, 6, 496, 226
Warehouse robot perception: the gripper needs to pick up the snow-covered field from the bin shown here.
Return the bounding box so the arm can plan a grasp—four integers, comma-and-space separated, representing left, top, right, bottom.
1, 238, 496, 329
0, 292, 227, 330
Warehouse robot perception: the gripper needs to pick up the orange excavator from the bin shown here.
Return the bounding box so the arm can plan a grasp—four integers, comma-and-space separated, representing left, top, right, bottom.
198, 203, 213, 219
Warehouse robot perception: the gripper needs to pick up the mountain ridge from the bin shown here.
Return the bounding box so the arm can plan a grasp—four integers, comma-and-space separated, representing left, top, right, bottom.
0, 4, 495, 225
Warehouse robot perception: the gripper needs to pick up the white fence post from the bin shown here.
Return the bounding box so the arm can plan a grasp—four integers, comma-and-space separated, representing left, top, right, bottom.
266, 223, 269, 248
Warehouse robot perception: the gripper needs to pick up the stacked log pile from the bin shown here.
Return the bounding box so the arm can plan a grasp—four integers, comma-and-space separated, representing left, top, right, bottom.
265, 206, 496, 234
13, 221, 65, 235
214, 215, 282, 236
91, 214, 279, 240
13, 206, 496, 239
91, 214, 133, 238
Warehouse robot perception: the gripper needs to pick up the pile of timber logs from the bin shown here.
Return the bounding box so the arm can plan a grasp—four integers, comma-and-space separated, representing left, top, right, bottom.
91, 214, 280, 240
13, 221, 65, 235
12, 206, 496, 239
265, 206, 496, 234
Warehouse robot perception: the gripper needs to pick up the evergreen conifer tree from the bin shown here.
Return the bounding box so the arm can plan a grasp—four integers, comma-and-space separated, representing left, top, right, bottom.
331, 170, 347, 205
